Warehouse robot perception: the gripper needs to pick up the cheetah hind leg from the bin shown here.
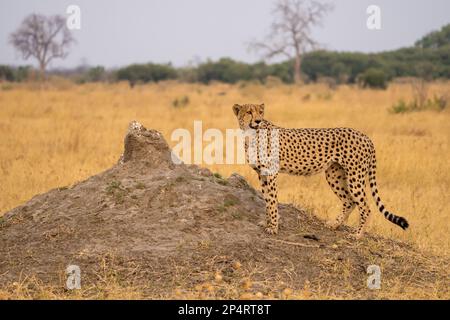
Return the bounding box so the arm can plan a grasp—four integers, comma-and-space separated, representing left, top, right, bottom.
326, 203, 356, 230
325, 163, 356, 230
346, 173, 372, 239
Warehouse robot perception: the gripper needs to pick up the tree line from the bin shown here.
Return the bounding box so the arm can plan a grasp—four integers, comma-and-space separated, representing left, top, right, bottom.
1, 24, 449, 89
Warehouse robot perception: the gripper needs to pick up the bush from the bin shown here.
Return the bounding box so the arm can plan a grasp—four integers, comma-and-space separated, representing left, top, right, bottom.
84, 66, 106, 82
302, 50, 375, 83
14, 66, 31, 82
195, 58, 253, 84
0, 65, 14, 81
390, 94, 448, 114
74, 66, 108, 83
192, 59, 294, 84
116, 63, 177, 86
358, 68, 387, 89
390, 99, 410, 113
0, 65, 32, 82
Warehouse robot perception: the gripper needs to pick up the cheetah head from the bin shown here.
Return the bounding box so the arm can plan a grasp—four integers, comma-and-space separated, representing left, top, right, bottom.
232, 103, 265, 130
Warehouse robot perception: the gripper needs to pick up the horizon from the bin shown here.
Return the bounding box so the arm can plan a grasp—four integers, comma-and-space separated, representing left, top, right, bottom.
1, 0, 450, 69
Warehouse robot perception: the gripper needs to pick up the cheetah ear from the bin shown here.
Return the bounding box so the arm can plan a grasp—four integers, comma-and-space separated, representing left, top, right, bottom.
259, 103, 265, 115
232, 104, 241, 116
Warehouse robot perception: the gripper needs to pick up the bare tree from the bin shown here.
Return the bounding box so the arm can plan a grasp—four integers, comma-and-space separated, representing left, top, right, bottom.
10, 14, 75, 80
249, 0, 332, 84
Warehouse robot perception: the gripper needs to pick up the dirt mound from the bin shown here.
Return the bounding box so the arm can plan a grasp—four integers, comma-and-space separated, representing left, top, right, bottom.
0, 121, 448, 299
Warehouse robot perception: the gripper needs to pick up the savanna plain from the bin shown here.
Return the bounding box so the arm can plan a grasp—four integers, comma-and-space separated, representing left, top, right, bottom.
0, 80, 449, 299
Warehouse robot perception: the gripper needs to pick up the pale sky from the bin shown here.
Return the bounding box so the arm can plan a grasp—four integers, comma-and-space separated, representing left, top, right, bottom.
0, 0, 449, 69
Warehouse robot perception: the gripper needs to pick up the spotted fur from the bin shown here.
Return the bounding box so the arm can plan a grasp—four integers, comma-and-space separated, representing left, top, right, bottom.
233, 103, 409, 239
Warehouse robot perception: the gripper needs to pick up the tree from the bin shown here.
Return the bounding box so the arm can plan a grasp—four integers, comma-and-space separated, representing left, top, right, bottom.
10, 14, 75, 80
415, 23, 450, 49
249, 0, 332, 84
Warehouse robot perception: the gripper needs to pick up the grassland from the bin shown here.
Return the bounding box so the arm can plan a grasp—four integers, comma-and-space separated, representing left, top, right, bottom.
0, 80, 449, 299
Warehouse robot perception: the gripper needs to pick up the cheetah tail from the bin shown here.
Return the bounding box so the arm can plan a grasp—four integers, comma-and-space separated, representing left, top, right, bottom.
368, 160, 409, 230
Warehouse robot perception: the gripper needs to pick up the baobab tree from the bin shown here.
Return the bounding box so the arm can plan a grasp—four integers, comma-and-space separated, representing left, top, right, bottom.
250, 0, 333, 84
10, 14, 75, 80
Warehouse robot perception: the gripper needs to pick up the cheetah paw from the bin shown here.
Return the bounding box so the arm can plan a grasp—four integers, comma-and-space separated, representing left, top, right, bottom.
325, 220, 340, 230
347, 232, 362, 240
264, 226, 278, 235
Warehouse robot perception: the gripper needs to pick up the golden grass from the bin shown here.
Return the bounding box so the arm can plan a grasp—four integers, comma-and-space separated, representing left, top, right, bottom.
0, 80, 449, 262
0, 255, 447, 300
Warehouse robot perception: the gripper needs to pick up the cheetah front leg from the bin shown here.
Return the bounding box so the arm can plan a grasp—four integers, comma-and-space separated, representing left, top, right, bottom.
258, 173, 279, 235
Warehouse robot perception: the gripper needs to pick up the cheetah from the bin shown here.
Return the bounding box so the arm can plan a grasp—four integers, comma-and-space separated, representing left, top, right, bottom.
232, 103, 409, 239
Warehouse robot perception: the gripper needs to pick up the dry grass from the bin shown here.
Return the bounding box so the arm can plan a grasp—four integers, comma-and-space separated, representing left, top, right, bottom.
0, 80, 449, 299
0, 252, 447, 300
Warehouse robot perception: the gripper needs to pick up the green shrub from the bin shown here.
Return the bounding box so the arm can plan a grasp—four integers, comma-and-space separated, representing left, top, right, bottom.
359, 68, 387, 89
213, 173, 223, 179
84, 66, 106, 82
116, 63, 177, 86
390, 99, 410, 113
0, 65, 14, 81
390, 95, 448, 114
0, 65, 31, 82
